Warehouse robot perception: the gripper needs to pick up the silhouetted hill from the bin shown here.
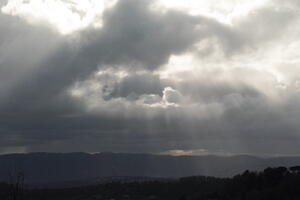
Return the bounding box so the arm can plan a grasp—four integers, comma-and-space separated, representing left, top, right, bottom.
1, 152, 300, 184
2, 166, 300, 200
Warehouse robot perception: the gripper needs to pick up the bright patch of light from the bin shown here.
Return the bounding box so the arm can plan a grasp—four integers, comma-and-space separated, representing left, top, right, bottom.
1, 0, 118, 34
154, 0, 270, 24
159, 54, 196, 79
160, 149, 194, 156
96, 68, 129, 79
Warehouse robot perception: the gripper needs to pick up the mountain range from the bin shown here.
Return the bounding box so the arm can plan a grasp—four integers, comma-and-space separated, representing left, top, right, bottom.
1, 152, 300, 185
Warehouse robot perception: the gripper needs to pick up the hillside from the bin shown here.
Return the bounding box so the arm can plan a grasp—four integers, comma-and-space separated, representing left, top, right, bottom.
1, 152, 300, 185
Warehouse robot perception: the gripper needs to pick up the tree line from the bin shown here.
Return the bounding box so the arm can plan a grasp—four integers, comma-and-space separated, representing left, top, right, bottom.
1, 166, 300, 200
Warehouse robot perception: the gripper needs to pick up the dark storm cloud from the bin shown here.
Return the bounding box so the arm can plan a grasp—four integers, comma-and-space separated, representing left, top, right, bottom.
82, 0, 202, 69
0, 0, 206, 151
0, 0, 300, 155
0, 0, 204, 112
0, 13, 62, 99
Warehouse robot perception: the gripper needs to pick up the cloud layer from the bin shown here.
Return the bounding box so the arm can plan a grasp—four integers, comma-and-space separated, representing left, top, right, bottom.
1, 0, 300, 155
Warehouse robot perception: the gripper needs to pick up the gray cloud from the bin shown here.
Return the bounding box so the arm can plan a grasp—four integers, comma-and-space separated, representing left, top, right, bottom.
109, 73, 164, 99
0, 0, 205, 111
1, 0, 300, 155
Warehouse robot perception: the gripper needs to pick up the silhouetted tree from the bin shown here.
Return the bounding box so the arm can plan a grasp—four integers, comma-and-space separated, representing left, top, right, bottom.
8, 170, 25, 200
290, 166, 300, 173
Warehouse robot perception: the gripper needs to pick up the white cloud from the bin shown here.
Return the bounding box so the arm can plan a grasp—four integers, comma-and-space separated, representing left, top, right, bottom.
162, 87, 183, 105
1, 0, 118, 34
153, 0, 270, 24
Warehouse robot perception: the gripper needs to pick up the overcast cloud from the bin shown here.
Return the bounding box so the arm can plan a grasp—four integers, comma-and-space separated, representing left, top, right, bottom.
0, 0, 300, 156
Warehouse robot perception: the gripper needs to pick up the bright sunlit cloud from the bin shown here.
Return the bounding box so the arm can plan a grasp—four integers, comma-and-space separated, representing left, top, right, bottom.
154, 0, 270, 24
1, 0, 118, 34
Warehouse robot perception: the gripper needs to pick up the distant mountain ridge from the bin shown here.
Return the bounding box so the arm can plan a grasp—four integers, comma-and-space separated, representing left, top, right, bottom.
0, 152, 300, 184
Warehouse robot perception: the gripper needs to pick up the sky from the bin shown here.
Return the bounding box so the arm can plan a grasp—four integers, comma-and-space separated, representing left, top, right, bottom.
0, 0, 300, 156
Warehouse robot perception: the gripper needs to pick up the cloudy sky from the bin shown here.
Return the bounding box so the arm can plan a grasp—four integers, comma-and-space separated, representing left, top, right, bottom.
0, 0, 300, 156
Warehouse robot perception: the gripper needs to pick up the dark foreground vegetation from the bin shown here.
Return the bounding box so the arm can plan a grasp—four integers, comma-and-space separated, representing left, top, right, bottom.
1, 166, 300, 200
